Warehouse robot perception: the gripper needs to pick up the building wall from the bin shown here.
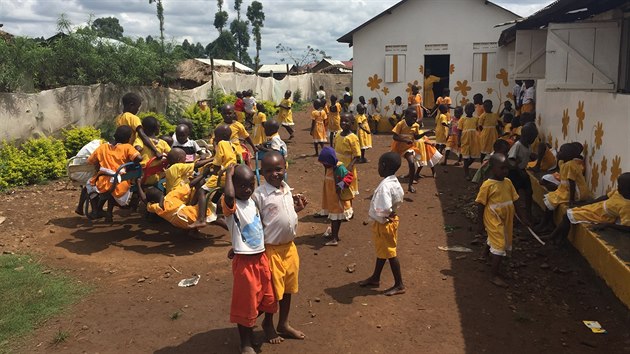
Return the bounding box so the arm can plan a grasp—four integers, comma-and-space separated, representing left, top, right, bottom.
351, 0, 519, 114
536, 80, 630, 195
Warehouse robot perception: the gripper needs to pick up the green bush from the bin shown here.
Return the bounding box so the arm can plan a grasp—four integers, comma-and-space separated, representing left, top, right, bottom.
97, 121, 116, 141
293, 88, 302, 103
0, 143, 28, 189
181, 103, 223, 139
0, 137, 66, 190
137, 111, 175, 137
259, 100, 278, 118
61, 126, 101, 157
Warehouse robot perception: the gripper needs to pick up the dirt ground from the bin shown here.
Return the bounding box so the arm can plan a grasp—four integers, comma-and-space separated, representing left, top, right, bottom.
2, 110, 630, 354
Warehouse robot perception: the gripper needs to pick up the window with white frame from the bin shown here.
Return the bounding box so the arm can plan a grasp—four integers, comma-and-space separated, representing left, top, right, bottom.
385, 54, 406, 83
472, 52, 496, 82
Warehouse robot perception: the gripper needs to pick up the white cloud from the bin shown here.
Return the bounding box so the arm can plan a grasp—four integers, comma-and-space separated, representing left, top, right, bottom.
1, 0, 552, 64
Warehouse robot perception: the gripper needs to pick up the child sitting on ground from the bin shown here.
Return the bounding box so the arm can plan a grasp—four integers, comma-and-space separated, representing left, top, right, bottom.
316, 147, 355, 246
252, 102, 268, 146
172, 124, 202, 162
133, 116, 171, 186
253, 151, 308, 343
355, 104, 372, 163
388, 96, 404, 128
458, 103, 481, 180
164, 148, 212, 194
443, 106, 463, 166
478, 100, 500, 161
366, 97, 382, 134
310, 99, 328, 156
86, 126, 142, 222
359, 152, 406, 296
276, 90, 295, 140
549, 173, 630, 245
476, 153, 530, 287
223, 164, 278, 354
334, 113, 362, 197
472, 139, 511, 184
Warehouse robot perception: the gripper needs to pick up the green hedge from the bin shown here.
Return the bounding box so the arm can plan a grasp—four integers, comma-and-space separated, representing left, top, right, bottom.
0, 137, 66, 190
61, 126, 101, 157
137, 112, 176, 137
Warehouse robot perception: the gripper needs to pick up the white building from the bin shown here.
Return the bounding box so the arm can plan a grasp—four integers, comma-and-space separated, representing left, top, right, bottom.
499, 0, 630, 195
337, 0, 520, 116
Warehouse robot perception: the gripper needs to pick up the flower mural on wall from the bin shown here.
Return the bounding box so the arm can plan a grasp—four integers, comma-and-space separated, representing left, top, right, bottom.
389, 99, 395, 105
583, 141, 589, 166
496, 68, 509, 87
591, 162, 599, 194
576, 101, 585, 133
381, 87, 389, 96
454, 80, 471, 97
418, 65, 424, 74
406, 80, 420, 94
384, 105, 390, 114
449, 64, 455, 75
561, 109, 570, 139
537, 114, 542, 126
547, 132, 553, 144
611, 155, 622, 185
487, 87, 494, 95
594, 122, 604, 149
554, 138, 559, 151
460, 97, 470, 106
367, 74, 382, 91
507, 92, 514, 102
601, 156, 608, 176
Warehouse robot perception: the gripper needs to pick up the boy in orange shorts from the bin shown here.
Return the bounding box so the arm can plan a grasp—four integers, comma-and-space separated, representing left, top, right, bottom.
223, 164, 277, 354
253, 151, 307, 343
359, 152, 406, 296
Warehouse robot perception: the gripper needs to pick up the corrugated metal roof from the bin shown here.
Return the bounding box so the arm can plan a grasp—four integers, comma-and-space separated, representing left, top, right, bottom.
257, 64, 296, 74
194, 58, 254, 73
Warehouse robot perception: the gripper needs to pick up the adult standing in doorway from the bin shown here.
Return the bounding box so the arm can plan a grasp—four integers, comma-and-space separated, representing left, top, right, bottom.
423, 69, 441, 111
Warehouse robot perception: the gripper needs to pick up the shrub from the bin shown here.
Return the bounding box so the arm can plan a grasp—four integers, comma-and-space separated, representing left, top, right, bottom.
97, 121, 116, 141
137, 111, 175, 137
0, 142, 28, 189
181, 103, 223, 139
259, 100, 278, 118
21, 137, 67, 181
61, 126, 101, 157
293, 88, 302, 103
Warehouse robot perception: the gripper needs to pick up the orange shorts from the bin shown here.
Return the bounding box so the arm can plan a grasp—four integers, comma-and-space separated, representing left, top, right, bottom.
230, 253, 278, 327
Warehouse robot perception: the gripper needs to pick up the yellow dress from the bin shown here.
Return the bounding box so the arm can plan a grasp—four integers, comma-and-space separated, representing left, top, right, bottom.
327, 102, 342, 132
321, 162, 353, 220
475, 104, 484, 118
133, 137, 171, 185
147, 184, 217, 229
435, 113, 449, 145
334, 133, 361, 196
204, 140, 238, 189
408, 93, 423, 119
165, 162, 194, 194
391, 120, 420, 155
423, 75, 440, 109
229, 121, 250, 157
543, 159, 590, 210
503, 123, 512, 135
527, 147, 556, 171
458, 117, 480, 159
475, 178, 519, 256
252, 112, 267, 145
311, 109, 328, 143
435, 96, 452, 108
568, 190, 630, 226
115, 112, 142, 144
356, 114, 372, 149
478, 112, 499, 154
278, 98, 294, 126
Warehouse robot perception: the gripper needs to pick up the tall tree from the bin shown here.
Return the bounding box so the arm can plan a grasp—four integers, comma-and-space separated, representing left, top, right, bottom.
148, 0, 165, 45
246, 1, 265, 71
214, 0, 228, 33
230, 0, 250, 64
91, 17, 124, 39
276, 43, 330, 68
206, 31, 238, 60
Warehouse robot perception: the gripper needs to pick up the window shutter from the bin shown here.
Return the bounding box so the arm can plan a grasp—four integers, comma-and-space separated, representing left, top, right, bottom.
546, 21, 620, 91
473, 52, 496, 82
385, 54, 405, 83
514, 30, 547, 79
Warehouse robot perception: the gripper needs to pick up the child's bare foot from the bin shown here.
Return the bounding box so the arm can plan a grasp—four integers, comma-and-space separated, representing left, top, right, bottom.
384, 285, 406, 296
358, 278, 380, 287
277, 324, 305, 340
491, 276, 508, 288
188, 220, 207, 229
263, 319, 284, 344
408, 185, 416, 193
324, 239, 338, 246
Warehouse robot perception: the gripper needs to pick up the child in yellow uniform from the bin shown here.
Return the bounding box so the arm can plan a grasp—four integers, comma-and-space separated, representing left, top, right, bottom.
476, 153, 530, 287
252, 103, 267, 146
310, 99, 328, 156
458, 103, 481, 180
408, 85, 424, 124
434, 104, 450, 154
164, 148, 212, 194
473, 93, 484, 118
317, 147, 355, 246
550, 173, 630, 245
444, 106, 463, 166
133, 116, 170, 186
334, 113, 362, 197
392, 107, 424, 193
355, 104, 372, 163
359, 152, 406, 296
535, 144, 590, 232
327, 95, 342, 145
276, 90, 295, 140
115, 93, 159, 157
222, 104, 257, 163
478, 100, 500, 159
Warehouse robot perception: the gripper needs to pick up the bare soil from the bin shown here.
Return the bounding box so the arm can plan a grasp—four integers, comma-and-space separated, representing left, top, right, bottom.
2, 110, 629, 354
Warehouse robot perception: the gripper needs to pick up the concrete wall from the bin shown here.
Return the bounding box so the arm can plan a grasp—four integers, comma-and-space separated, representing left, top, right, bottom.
0, 73, 351, 141
536, 79, 630, 196
351, 0, 519, 113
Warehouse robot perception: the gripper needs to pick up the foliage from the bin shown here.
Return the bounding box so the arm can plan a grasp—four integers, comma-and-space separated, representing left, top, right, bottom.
208, 88, 235, 107
138, 111, 176, 137
259, 100, 278, 117
0, 137, 66, 190
246, 1, 265, 70
230, 0, 251, 65
97, 121, 116, 141
149, 0, 165, 44
91, 17, 124, 39
0, 254, 89, 345
214, 0, 229, 32
181, 103, 223, 139
275, 44, 330, 68
293, 88, 303, 103
205, 31, 238, 61
179, 39, 206, 59
61, 126, 101, 157
0, 36, 50, 92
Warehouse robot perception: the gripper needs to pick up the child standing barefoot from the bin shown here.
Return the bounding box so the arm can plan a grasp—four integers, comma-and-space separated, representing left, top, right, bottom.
476, 154, 529, 287
223, 164, 278, 353
251, 102, 267, 146
310, 99, 328, 156
478, 100, 500, 161
355, 104, 372, 163
334, 113, 361, 197
458, 103, 480, 180
434, 104, 450, 154
444, 106, 463, 166
391, 107, 422, 193
327, 95, 342, 145
253, 152, 307, 342
276, 90, 295, 140
359, 152, 406, 296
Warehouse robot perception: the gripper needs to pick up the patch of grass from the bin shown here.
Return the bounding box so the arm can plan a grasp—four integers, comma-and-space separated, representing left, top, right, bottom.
51, 330, 69, 345
170, 311, 181, 320
0, 255, 89, 348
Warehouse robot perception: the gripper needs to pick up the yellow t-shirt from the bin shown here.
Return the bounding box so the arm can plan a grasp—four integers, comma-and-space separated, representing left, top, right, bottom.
205, 140, 238, 189
229, 121, 250, 156
545, 159, 590, 207
165, 162, 194, 194
603, 190, 630, 225
133, 137, 170, 185
327, 102, 342, 132
278, 98, 293, 124
116, 112, 142, 144
436, 113, 449, 144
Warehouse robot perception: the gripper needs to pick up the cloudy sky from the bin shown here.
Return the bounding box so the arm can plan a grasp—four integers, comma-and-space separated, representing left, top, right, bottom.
2, 0, 553, 64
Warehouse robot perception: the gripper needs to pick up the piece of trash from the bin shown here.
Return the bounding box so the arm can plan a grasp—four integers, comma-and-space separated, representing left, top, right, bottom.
0, 216, 5, 225
346, 263, 356, 273
178, 274, 201, 287
170, 265, 183, 274
437, 246, 473, 253
582, 321, 607, 334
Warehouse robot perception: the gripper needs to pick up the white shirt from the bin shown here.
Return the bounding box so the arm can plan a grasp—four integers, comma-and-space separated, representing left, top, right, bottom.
226, 198, 265, 254
269, 134, 288, 157
171, 138, 201, 162
316, 90, 326, 99
523, 87, 535, 104
367, 103, 380, 116
369, 175, 404, 224
393, 104, 404, 116
512, 84, 521, 105
252, 181, 298, 245
243, 97, 257, 113
508, 140, 531, 170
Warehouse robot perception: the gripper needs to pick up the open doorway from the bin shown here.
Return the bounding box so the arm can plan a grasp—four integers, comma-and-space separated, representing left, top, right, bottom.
423, 55, 450, 110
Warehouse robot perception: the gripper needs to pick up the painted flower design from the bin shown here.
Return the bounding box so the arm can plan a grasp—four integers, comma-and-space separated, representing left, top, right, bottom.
454, 80, 471, 97
561, 109, 569, 139
496, 68, 509, 87
389, 99, 395, 105
576, 101, 585, 133
459, 97, 470, 106
382, 86, 390, 96
547, 132, 553, 144
367, 74, 382, 91
554, 138, 559, 151
486, 87, 494, 95
537, 114, 542, 126
583, 141, 589, 166
611, 155, 622, 184
591, 162, 599, 194
601, 156, 608, 176
449, 64, 455, 75
406, 80, 420, 94
418, 65, 424, 74
594, 122, 604, 149
507, 92, 515, 101
384, 105, 390, 113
